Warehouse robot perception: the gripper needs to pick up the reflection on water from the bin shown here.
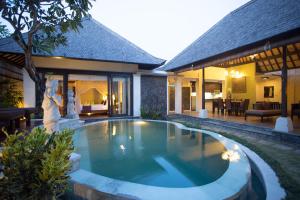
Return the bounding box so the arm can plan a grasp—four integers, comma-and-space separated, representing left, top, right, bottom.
73, 120, 229, 187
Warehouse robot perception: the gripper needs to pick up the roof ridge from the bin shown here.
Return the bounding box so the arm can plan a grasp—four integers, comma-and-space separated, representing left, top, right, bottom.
89, 17, 165, 64
164, 0, 256, 69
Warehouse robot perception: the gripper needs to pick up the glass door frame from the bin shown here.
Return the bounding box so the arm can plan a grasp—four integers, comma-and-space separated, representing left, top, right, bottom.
108, 73, 133, 117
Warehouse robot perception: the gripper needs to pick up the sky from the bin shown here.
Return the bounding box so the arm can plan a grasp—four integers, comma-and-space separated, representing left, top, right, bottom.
90, 0, 250, 61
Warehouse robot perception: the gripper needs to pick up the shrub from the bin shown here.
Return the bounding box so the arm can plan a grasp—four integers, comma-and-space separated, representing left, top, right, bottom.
141, 107, 165, 120
0, 79, 23, 108
0, 128, 74, 200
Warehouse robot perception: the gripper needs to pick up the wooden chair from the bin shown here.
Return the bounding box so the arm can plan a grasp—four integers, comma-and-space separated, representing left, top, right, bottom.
217, 98, 225, 114
238, 99, 250, 115
225, 99, 232, 115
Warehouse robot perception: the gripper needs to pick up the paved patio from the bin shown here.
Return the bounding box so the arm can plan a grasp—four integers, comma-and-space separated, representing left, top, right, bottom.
180, 110, 300, 134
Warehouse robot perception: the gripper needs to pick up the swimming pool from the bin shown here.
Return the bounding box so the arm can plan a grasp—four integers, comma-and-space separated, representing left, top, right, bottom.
72, 119, 251, 199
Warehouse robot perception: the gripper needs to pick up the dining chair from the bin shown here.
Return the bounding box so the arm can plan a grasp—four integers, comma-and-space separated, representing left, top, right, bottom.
225, 99, 232, 115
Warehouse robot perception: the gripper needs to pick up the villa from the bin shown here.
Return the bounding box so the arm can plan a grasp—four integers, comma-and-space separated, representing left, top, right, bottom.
163, 0, 300, 133
1, 0, 300, 199
0, 17, 166, 121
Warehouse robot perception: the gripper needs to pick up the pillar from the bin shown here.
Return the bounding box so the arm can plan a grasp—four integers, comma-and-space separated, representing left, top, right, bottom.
63, 74, 68, 116
275, 45, 293, 132
133, 74, 141, 117
175, 76, 182, 114
199, 67, 208, 118
23, 68, 36, 107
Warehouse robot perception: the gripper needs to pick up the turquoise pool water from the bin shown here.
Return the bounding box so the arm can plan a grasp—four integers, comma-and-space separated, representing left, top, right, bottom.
73, 120, 229, 188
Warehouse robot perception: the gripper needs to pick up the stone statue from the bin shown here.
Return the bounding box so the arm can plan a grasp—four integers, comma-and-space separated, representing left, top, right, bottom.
42, 79, 62, 133
67, 89, 79, 119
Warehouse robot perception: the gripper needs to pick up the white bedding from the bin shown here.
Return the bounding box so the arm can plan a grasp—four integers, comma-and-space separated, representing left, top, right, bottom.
80, 104, 108, 111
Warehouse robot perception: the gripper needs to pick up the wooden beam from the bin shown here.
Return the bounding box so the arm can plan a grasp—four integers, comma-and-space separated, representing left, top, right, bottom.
270, 49, 281, 69
292, 44, 300, 60
281, 46, 288, 117
263, 51, 275, 71
287, 48, 297, 68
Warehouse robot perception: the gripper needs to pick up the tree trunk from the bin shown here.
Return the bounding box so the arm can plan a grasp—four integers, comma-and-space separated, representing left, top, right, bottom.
24, 51, 44, 118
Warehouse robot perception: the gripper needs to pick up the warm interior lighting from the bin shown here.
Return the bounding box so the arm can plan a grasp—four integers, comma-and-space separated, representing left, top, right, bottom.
221, 150, 240, 162
53, 56, 63, 59
134, 121, 148, 125
20, 116, 26, 121
225, 71, 229, 76
249, 54, 258, 60
191, 92, 197, 97
17, 101, 24, 108
87, 112, 92, 116
229, 70, 244, 78
262, 77, 269, 80
120, 144, 126, 151
112, 125, 116, 136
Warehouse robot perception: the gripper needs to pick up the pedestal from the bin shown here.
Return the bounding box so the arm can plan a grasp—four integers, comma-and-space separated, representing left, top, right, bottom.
274, 117, 293, 133
199, 109, 208, 119
58, 118, 85, 131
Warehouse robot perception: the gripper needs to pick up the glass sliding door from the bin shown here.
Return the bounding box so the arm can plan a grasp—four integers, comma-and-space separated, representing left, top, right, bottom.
110, 76, 130, 116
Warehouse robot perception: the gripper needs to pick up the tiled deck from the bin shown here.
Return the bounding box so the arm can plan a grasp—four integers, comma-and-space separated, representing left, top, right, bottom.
181, 111, 300, 134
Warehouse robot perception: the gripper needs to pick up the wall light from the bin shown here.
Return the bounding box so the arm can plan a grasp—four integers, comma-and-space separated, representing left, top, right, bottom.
191, 92, 197, 97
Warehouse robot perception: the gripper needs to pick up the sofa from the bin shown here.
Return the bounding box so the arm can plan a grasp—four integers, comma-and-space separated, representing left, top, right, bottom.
245, 102, 281, 122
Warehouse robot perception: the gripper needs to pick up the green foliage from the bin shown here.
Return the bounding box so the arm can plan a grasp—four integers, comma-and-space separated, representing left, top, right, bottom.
141, 107, 165, 120
0, 79, 23, 108
0, 22, 10, 38
1, 0, 93, 54
0, 128, 74, 200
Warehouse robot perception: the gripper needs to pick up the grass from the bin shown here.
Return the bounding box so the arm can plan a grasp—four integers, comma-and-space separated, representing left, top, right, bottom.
169, 118, 300, 200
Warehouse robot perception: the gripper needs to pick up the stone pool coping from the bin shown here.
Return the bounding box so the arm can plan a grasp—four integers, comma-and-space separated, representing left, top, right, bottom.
70, 119, 251, 200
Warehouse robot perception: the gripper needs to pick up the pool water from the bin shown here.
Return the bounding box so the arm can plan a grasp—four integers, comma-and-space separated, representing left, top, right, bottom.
73, 120, 229, 188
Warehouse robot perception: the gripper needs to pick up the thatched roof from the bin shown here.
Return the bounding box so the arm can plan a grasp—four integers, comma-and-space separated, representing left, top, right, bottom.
0, 17, 165, 69
162, 0, 300, 71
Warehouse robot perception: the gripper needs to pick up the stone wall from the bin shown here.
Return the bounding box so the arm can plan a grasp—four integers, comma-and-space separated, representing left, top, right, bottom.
140, 75, 167, 117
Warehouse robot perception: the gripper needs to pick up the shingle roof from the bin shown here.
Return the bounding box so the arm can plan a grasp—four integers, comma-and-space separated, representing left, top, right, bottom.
161, 0, 300, 71
0, 17, 165, 68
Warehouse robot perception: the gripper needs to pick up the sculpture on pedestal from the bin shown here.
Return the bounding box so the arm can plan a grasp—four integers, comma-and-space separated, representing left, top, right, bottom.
42, 79, 62, 133
67, 89, 79, 119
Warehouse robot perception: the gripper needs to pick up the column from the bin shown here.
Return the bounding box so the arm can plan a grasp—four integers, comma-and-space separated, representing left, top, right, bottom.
199, 67, 208, 118
133, 74, 141, 117
63, 73, 68, 116
23, 68, 36, 107
175, 76, 182, 114
275, 45, 293, 132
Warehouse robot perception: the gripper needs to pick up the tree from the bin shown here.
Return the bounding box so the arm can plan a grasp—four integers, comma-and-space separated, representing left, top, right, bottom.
0, 0, 93, 109
0, 22, 10, 38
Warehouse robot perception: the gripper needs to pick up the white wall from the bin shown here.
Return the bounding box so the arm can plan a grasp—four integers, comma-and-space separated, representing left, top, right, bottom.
133, 74, 141, 116
175, 77, 182, 113
23, 68, 36, 107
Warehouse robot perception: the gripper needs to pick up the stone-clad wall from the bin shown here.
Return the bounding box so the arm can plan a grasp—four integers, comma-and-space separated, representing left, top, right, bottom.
140, 75, 167, 117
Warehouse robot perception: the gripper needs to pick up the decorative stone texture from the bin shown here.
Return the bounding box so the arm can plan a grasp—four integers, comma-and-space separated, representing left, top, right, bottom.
69, 153, 81, 173
66, 89, 79, 119
140, 75, 167, 117
274, 117, 294, 133
59, 118, 84, 130
42, 79, 62, 133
